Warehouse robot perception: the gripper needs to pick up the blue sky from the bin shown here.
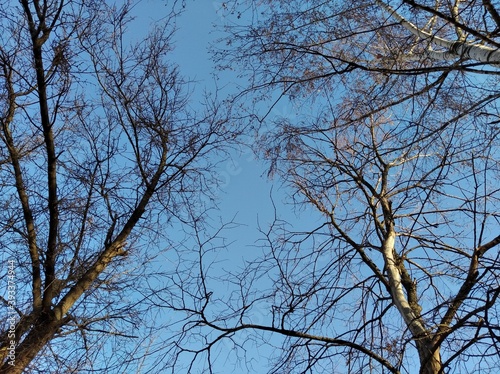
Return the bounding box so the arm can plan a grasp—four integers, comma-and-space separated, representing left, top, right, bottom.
119, 2, 326, 372
132, 0, 275, 238
1, 1, 492, 372
153, 1, 318, 249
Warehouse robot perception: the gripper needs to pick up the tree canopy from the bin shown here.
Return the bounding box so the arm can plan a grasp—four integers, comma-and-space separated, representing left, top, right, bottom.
2, 1, 500, 374
0, 1, 233, 372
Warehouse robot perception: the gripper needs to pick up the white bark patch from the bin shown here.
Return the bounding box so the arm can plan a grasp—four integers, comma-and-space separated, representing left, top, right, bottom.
376, 0, 500, 64
383, 229, 428, 338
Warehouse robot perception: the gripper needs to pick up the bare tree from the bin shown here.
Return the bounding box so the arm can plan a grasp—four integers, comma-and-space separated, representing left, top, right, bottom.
0, 1, 233, 372
165, 1, 500, 374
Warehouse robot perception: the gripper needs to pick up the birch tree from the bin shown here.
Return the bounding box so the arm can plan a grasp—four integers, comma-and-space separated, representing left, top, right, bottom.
0, 1, 232, 373
167, 1, 500, 374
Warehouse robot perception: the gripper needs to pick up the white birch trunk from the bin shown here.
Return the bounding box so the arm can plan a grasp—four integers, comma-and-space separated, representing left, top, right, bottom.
382, 228, 428, 338
375, 0, 500, 64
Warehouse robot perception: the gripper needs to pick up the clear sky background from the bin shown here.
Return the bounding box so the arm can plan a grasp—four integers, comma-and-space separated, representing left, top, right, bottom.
128, 2, 302, 372
123, 2, 325, 372
142, 0, 320, 251
132, 0, 277, 244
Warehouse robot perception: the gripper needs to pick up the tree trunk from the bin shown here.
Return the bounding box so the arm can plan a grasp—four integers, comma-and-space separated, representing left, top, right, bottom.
0, 315, 61, 374
418, 344, 442, 374
376, 0, 500, 64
